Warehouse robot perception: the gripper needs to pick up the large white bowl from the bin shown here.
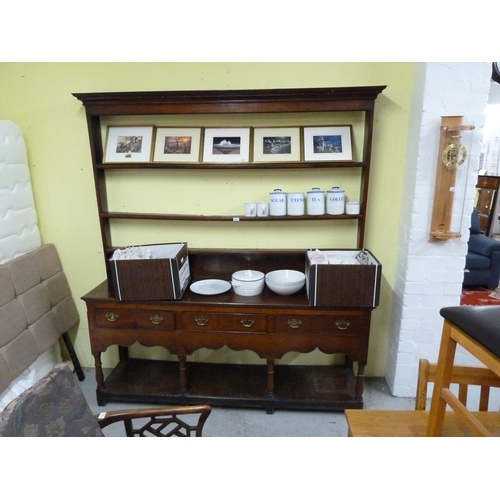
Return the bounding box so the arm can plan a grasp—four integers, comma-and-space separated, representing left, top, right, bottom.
265, 270, 306, 295
232, 269, 265, 296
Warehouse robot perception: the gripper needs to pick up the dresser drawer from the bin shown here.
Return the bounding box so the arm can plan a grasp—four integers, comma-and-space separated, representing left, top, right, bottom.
477, 177, 500, 190
273, 313, 365, 336
181, 312, 267, 334
94, 308, 175, 331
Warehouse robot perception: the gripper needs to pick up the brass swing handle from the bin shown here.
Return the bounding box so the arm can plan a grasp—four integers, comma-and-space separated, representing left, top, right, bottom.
105, 312, 119, 322
150, 315, 163, 325
286, 318, 350, 330
335, 319, 350, 330
194, 317, 255, 328
195, 317, 209, 326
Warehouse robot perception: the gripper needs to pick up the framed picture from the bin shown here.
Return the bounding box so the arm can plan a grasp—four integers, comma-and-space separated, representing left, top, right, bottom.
253, 127, 301, 162
303, 126, 353, 161
202, 128, 251, 163
153, 127, 201, 162
104, 126, 154, 163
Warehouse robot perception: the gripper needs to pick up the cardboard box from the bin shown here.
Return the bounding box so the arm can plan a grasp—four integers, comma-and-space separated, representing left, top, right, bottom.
306, 249, 381, 308
110, 243, 190, 301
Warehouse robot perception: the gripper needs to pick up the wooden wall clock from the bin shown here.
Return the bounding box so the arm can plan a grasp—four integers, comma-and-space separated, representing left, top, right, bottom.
429, 115, 475, 242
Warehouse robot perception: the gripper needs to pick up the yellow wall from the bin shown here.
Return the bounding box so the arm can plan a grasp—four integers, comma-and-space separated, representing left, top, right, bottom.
0, 62, 413, 375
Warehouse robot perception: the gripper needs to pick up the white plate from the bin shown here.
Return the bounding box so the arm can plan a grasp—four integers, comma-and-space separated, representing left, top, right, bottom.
190, 279, 231, 295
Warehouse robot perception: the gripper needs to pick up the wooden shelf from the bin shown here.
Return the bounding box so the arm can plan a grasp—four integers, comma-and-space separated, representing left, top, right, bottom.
99, 358, 362, 412
101, 211, 362, 222
96, 161, 366, 170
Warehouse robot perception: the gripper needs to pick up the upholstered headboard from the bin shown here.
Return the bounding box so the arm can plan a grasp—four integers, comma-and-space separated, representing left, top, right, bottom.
0, 244, 79, 394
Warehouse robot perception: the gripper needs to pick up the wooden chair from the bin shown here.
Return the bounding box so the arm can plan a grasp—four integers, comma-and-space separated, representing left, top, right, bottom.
427, 305, 500, 437
346, 358, 500, 437
0, 363, 211, 437
415, 358, 500, 411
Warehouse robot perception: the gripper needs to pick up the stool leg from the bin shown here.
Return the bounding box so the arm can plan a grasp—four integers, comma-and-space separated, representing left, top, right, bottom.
427, 320, 457, 436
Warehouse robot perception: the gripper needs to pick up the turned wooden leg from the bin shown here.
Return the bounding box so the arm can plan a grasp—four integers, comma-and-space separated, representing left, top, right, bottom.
266, 359, 275, 398
266, 359, 276, 414
355, 362, 366, 401
93, 353, 107, 406
118, 345, 129, 360
178, 355, 187, 394
93, 353, 105, 390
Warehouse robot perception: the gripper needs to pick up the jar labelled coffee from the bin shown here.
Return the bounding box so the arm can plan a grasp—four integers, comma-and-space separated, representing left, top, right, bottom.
326, 187, 345, 215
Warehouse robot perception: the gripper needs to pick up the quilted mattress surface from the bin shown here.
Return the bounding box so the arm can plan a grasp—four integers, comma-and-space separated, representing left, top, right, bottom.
0, 120, 41, 264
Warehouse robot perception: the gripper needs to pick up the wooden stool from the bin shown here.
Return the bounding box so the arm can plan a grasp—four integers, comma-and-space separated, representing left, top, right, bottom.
427, 305, 500, 437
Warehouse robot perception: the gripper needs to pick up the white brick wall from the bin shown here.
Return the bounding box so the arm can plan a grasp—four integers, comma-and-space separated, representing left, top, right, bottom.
386, 62, 493, 397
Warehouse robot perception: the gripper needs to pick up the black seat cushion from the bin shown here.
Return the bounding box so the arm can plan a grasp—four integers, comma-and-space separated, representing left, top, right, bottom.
440, 306, 500, 358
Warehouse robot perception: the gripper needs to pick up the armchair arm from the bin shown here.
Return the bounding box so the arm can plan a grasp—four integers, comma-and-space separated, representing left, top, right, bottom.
468, 234, 500, 257
95, 404, 212, 437
487, 250, 500, 289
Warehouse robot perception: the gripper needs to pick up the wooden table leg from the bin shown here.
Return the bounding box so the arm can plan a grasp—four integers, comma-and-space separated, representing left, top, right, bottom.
118, 345, 129, 360
355, 362, 366, 402
93, 353, 107, 406
266, 359, 275, 414
178, 355, 187, 394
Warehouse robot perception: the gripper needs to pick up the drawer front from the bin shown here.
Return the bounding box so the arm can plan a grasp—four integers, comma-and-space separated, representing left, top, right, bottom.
274, 314, 365, 336
181, 312, 267, 334
94, 308, 175, 331
477, 177, 500, 190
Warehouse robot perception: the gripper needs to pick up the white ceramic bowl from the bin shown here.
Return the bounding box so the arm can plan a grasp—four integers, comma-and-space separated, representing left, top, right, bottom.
231, 270, 265, 296
265, 270, 306, 295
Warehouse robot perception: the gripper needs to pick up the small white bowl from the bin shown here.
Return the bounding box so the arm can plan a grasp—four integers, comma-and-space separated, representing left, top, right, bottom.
232, 269, 265, 296
265, 270, 306, 295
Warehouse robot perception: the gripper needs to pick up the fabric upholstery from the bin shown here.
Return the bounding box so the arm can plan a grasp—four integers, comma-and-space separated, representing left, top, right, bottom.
470, 208, 481, 235
0, 244, 79, 393
464, 210, 500, 288
0, 363, 103, 437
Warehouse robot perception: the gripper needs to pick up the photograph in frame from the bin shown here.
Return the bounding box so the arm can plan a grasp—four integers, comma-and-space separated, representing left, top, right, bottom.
202, 128, 251, 163
253, 127, 301, 162
153, 127, 202, 162
303, 126, 353, 161
104, 126, 154, 163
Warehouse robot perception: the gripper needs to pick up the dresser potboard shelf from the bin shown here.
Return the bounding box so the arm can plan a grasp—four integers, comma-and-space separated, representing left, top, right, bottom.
75, 86, 385, 412
82, 250, 373, 412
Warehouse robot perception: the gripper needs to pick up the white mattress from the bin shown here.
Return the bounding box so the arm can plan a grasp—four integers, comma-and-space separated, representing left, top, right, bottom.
0, 120, 41, 263
0, 120, 61, 410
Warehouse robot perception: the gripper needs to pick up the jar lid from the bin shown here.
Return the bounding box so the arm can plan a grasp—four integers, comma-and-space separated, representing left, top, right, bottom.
232, 270, 265, 282
327, 187, 345, 193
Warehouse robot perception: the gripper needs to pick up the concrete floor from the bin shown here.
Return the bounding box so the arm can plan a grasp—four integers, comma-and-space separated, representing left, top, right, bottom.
79, 367, 416, 437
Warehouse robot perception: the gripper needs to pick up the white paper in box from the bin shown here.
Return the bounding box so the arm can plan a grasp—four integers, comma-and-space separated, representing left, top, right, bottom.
110, 243, 190, 301
306, 249, 381, 308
